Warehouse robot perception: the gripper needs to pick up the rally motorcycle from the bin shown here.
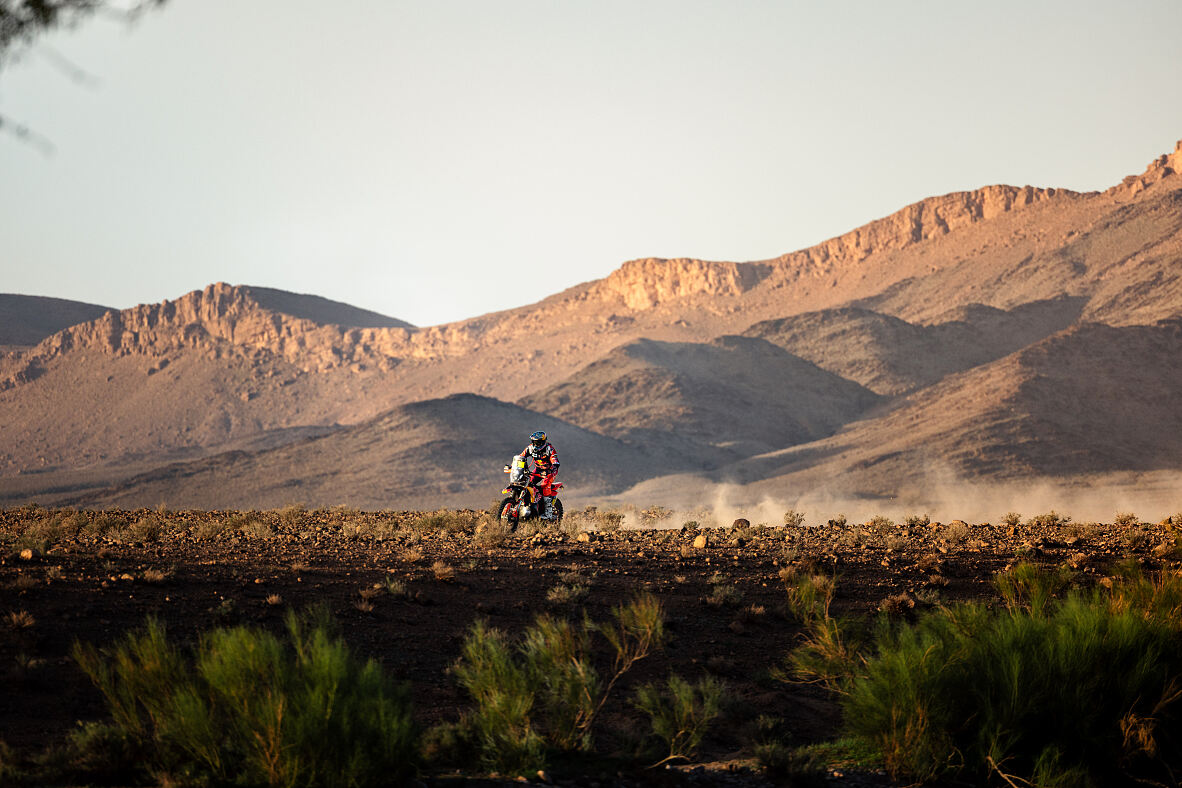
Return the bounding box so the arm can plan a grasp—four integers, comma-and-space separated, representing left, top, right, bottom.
494, 455, 564, 528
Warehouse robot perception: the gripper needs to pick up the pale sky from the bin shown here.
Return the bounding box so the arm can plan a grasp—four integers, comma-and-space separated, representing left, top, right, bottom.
2, 1, 1181, 327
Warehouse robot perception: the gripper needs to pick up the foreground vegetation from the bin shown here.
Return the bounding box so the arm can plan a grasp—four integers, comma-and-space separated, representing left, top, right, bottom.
3, 504, 1182, 785
783, 562, 1182, 786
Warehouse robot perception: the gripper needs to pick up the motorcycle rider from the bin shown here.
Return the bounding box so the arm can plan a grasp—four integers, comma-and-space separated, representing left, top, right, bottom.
521, 430, 560, 520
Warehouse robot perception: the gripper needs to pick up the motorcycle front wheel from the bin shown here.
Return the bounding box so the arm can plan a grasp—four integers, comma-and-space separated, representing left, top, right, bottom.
494, 496, 519, 529
551, 498, 564, 523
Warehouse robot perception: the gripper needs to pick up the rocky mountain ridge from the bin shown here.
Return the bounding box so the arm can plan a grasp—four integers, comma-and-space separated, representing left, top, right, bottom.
3, 139, 1181, 508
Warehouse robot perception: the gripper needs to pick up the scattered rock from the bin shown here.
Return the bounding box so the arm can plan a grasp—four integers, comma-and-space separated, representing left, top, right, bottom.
692, 534, 708, 549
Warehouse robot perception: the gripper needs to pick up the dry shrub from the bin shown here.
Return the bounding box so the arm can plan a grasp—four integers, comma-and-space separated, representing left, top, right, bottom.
567, 506, 625, 533
475, 516, 511, 549
706, 581, 742, 608
400, 548, 424, 564
240, 520, 274, 540
1114, 512, 1140, 528
546, 583, 590, 606
432, 561, 455, 581
7, 610, 35, 629
277, 503, 308, 527
783, 509, 806, 528
1125, 528, 1153, 551
1027, 510, 1071, 528
638, 505, 674, 526
942, 521, 971, 544
878, 593, 916, 616
130, 516, 163, 543
410, 510, 478, 535
192, 519, 227, 540
140, 568, 171, 584
1001, 511, 1023, 527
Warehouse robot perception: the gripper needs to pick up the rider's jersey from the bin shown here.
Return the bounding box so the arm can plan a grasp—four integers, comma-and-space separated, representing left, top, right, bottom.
521, 442, 560, 475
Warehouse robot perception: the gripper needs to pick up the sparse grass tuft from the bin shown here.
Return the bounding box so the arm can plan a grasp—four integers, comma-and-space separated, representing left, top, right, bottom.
139, 568, 171, 584
546, 582, 589, 606
7, 610, 35, 629
706, 582, 743, 608
432, 560, 455, 581
383, 577, 410, 598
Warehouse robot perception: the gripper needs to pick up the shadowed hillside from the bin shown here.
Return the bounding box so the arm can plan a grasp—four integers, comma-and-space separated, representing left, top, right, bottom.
0, 294, 112, 348
717, 319, 1182, 497
742, 297, 1087, 395
70, 393, 685, 509
519, 336, 881, 460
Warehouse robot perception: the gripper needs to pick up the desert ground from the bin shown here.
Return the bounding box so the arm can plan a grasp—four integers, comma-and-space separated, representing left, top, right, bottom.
3, 503, 1179, 786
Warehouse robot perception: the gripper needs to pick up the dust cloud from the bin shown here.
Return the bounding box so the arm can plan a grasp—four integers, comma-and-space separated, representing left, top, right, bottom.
599, 466, 1182, 529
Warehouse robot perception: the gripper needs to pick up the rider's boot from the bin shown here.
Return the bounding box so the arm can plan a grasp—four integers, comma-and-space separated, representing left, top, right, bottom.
542, 496, 555, 521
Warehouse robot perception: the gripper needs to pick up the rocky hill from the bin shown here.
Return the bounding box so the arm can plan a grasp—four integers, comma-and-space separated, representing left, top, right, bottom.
2, 139, 1181, 508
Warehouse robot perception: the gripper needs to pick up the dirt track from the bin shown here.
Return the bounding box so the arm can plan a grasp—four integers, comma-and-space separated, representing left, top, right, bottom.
2, 506, 1178, 784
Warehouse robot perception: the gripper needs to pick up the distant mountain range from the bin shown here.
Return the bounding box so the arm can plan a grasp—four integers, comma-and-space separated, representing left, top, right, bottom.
2, 139, 1180, 510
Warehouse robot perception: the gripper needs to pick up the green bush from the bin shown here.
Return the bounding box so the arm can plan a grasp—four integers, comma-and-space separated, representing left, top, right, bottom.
843, 567, 1182, 785
72, 611, 416, 787
452, 594, 665, 774
778, 571, 869, 693
633, 674, 725, 765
